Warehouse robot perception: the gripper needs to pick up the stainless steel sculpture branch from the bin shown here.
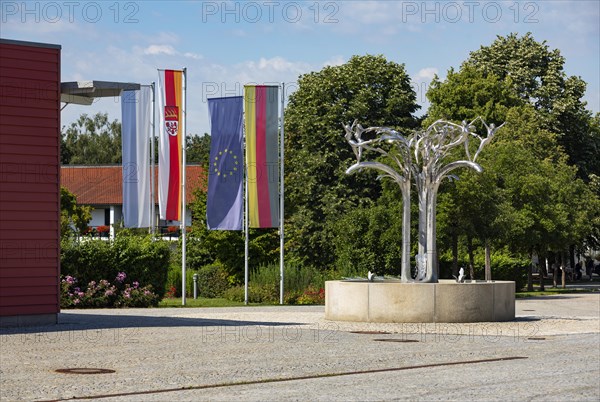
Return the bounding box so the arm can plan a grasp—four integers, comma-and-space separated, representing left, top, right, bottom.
344, 118, 503, 283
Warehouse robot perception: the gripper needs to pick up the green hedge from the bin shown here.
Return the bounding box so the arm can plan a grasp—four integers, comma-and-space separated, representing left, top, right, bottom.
331, 203, 404, 276
438, 248, 528, 290
165, 263, 232, 298
61, 236, 171, 297
222, 263, 330, 304
473, 251, 529, 291
195, 264, 231, 298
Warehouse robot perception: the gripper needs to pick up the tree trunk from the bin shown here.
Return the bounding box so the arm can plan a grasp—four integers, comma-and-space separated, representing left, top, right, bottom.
467, 236, 475, 280
451, 231, 458, 278
539, 252, 546, 291
569, 245, 576, 279
561, 251, 566, 289
484, 239, 491, 281
526, 250, 533, 292
400, 181, 412, 282
552, 254, 560, 288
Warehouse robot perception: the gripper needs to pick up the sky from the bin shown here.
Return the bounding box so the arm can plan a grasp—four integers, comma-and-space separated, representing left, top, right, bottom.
2, 0, 599, 135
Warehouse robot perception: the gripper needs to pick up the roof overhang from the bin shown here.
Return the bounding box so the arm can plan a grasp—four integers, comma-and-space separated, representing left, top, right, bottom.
60, 80, 140, 107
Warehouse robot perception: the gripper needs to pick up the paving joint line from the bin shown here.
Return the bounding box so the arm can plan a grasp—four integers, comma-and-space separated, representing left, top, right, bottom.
43, 356, 528, 401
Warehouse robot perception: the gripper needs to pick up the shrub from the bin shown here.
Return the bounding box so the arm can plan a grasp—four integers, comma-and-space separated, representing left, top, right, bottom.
296, 286, 325, 305
111, 236, 171, 297
61, 273, 159, 308
164, 285, 177, 298
437, 247, 528, 290
331, 203, 404, 276
222, 284, 278, 304
194, 264, 231, 298
165, 263, 182, 297
222, 263, 327, 304
61, 235, 171, 297
251, 263, 325, 294
164, 263, 232, 298
222, 285, 244, 302
473, 250, 529, 291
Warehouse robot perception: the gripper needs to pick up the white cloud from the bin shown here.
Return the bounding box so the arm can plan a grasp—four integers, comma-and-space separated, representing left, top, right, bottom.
237, 57, 311, 77
338, 1, 395, 25
415, 67, 438, 81
323, 55, 345, 67
140, 44, 202, 61
541, 1, 599, 36
410, 67, 441, 116
230, 29, 248, 37
330, 1, 424, 38
1, 19, 78, 36
154, 31, 180, 45
183, 52, 202, 60
60, 48, 324, 135
144, 45, 176, 56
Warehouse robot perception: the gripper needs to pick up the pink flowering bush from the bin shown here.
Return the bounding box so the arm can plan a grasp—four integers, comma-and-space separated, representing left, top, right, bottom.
296, 286, 325, 305
60, 272, 159, 308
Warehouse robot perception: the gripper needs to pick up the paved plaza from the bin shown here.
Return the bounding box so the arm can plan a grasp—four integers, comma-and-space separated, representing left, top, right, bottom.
1, 293, 599, 401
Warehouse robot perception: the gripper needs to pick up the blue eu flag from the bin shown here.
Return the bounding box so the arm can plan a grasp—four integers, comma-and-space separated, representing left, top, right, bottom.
206, 96, 244, 230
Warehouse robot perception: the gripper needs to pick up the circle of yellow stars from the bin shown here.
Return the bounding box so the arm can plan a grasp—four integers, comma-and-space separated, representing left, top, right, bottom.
213, 148, 239, 180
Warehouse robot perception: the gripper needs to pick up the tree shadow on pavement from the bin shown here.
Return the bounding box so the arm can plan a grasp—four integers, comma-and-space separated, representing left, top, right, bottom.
0, 312, 305, 335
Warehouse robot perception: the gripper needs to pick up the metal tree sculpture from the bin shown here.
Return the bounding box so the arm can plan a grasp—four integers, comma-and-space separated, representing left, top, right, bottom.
344, 118, 502, 283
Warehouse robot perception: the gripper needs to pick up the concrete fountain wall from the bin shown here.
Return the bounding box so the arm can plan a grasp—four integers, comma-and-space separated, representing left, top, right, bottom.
325, 280, 515, 323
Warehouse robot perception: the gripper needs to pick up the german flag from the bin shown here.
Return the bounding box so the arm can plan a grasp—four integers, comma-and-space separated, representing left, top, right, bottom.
244, 85, 279, 228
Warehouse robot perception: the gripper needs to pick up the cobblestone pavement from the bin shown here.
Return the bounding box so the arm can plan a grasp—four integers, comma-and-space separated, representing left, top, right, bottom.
1, 294, 599, 401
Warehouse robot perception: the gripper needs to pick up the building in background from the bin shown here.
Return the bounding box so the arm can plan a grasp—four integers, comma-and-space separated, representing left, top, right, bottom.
61, 165, 205, 237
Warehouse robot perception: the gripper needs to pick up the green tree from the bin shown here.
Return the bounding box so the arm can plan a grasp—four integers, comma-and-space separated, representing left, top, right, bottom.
186, 133, 211, 167
426, 65, 523, 127
586, 172, 600, 250
427, 36, 600, 286
331, 199, 404, 276
60, 186, 91, 238
493, 108, 598, 289
284, 54, 419, 267
465, 32, 600, 181
186, 184, 278, 279
426, 66, 523, 279
62, 113, 122, 164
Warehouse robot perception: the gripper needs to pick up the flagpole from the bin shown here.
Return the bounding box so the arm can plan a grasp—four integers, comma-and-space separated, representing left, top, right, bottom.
279, 83, 285, 305
244, 102, 249, 306
150, 82, 156, 236
181, 68, 187, 306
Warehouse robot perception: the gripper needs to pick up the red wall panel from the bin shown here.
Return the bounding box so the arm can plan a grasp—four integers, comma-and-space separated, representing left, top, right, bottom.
0, 39, 61, 317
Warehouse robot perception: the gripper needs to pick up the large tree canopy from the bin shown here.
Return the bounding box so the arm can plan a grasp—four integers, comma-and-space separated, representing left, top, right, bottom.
284, 54, 420, 266
426, 65, 523, 126
465, 32, 600, 181
62, 112, 211, 165
61, 113, 122, 164
427, 33, 600, 284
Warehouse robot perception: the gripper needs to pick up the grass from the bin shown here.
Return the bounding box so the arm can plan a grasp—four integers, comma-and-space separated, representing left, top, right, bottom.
158, 297, 255, 308
158, 296, 289, 307
516, 287, 598, 298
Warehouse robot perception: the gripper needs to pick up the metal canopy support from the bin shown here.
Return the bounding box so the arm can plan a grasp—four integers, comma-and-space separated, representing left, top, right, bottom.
60, 80, 141, 106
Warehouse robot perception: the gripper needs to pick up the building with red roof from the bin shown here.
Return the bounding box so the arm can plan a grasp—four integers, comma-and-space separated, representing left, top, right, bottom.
60, 165, 206, 234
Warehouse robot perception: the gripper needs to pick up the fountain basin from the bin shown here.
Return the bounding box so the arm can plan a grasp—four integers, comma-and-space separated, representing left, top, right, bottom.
325, 279, 515, 323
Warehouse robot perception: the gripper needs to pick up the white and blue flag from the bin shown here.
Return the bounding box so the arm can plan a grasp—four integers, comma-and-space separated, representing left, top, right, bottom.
121, 86, 152, 228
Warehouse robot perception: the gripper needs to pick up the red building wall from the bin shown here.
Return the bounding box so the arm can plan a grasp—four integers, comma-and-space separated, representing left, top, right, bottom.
0, 39, 61, 324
